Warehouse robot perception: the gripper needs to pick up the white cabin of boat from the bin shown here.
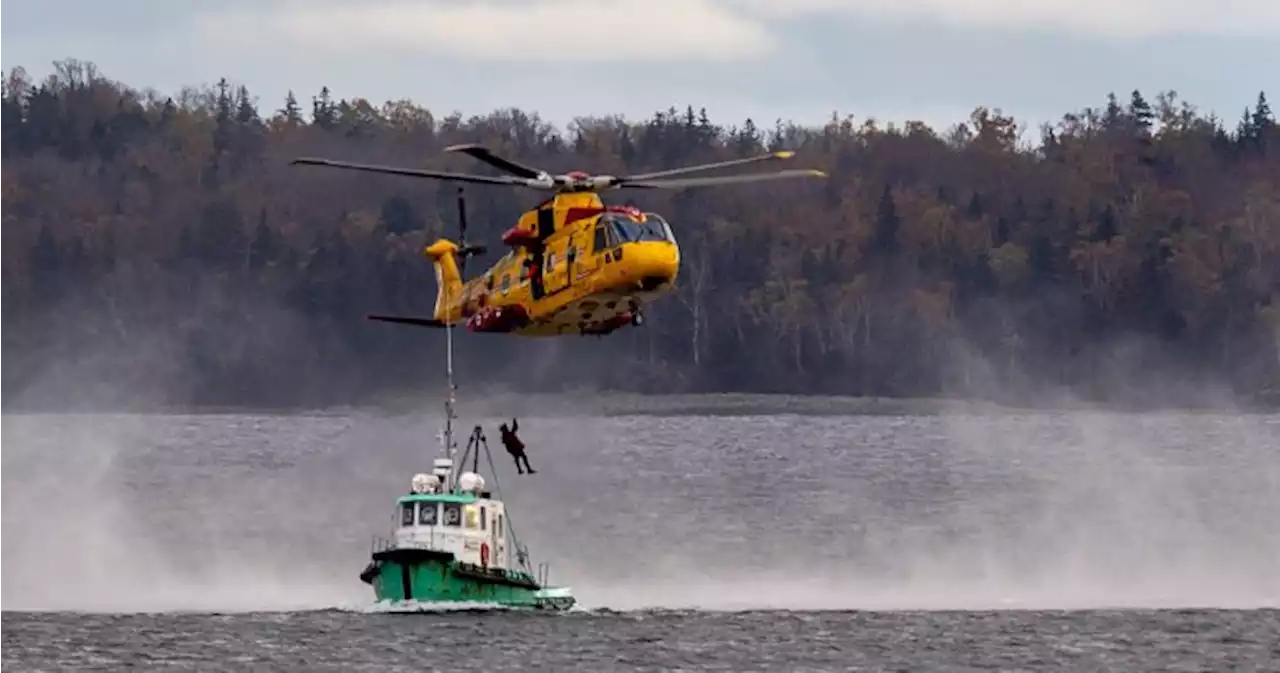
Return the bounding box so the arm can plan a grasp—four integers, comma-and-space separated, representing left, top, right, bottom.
393, 457, 511, 570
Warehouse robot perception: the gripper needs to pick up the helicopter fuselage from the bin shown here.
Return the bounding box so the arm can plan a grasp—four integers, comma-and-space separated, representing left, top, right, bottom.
290, 144, 824, 337
428, 192, 680, 336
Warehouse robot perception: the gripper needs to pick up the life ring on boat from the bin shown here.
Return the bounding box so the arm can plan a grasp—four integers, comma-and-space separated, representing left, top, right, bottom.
479, 542, 490, 568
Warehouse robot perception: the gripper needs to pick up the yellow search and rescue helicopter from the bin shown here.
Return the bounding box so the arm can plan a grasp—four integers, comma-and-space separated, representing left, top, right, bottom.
291, 144, 826, 336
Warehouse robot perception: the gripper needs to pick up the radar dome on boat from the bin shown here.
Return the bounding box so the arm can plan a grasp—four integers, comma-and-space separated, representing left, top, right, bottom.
457, 472, 485, 493
410, 473, 440, 494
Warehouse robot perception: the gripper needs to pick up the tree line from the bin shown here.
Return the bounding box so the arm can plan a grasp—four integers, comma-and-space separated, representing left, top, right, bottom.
3, 59, 1277, 410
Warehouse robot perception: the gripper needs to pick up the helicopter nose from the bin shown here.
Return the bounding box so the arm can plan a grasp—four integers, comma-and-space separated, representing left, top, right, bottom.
629, 242, 679, 291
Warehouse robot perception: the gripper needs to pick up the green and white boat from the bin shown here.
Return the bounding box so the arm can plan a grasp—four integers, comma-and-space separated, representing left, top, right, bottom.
358, 304, 575, 611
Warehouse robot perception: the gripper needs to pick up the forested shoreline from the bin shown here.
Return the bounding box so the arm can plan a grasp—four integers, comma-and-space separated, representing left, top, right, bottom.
3, 60, 1278, 411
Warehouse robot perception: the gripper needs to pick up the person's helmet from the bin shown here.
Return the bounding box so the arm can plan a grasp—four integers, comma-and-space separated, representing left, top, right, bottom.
499, 422, 508, 431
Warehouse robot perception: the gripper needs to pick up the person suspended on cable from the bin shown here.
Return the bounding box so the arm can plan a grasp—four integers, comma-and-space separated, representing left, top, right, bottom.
499, 418, 536, 474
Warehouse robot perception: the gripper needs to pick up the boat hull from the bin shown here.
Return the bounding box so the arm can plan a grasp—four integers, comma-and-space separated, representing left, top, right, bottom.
362, 547, 574, 610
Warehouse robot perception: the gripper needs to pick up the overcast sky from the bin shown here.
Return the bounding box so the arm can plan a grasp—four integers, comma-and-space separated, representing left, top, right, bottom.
4, 0, 1277, 135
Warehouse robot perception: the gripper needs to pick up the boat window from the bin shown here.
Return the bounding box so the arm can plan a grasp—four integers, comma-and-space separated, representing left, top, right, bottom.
480, 506, 487, 531
418, 501, 438, 526
442, 502, 462, 527
486, 274, 494, 291
501, 274, 510, 293
497, 514, 503, 537
400, 503, 415, 526
464, 505, 479, 529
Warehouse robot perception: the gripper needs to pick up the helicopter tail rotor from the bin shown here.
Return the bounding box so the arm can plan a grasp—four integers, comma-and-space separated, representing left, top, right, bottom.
454, 187, 487, 278
364, 188, 485, 332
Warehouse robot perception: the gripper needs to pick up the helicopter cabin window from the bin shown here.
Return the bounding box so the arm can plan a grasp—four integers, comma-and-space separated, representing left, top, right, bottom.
442, 502, 462, 527
400, 503, 415, 527
593, 223, 608, 253
418, 501, 438, 526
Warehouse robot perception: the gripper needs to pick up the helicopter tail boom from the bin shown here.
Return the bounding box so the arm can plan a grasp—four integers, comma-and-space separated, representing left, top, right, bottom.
425, 239, 465, 322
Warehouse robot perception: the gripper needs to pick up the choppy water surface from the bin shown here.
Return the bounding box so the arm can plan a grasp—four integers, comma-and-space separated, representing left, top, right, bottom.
4, 400, 1279, 670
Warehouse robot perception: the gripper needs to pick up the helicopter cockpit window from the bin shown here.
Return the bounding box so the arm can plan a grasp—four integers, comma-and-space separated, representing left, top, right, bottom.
442, 502, 462, 527
418, 501, 438, 526
603, 213, 667, 244
608, 218, 632, 244
637, 218, 667, 242
643, 213, 675, 242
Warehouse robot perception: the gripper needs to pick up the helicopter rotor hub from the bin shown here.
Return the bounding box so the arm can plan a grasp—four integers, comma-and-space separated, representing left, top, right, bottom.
550, 172, 619, 193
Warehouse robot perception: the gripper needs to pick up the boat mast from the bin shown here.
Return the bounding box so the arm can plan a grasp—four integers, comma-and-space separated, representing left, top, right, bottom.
442, 277, 457, 492
441, 189, 470, 494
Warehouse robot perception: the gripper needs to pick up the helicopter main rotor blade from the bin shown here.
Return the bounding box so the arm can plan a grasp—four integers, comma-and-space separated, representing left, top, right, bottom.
619, 169, 827, 190
622, 151, 800, 181
367, 314, 449, 328
291, 158, 532, 187
443, 144, 548, 180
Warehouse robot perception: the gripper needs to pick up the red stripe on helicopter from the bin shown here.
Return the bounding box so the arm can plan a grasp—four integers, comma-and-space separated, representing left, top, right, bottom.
563, 205, 645, 226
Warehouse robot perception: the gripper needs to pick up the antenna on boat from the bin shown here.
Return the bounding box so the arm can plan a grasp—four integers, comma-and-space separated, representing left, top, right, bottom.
443, 300, 456, 486
441, 203, 459, 493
